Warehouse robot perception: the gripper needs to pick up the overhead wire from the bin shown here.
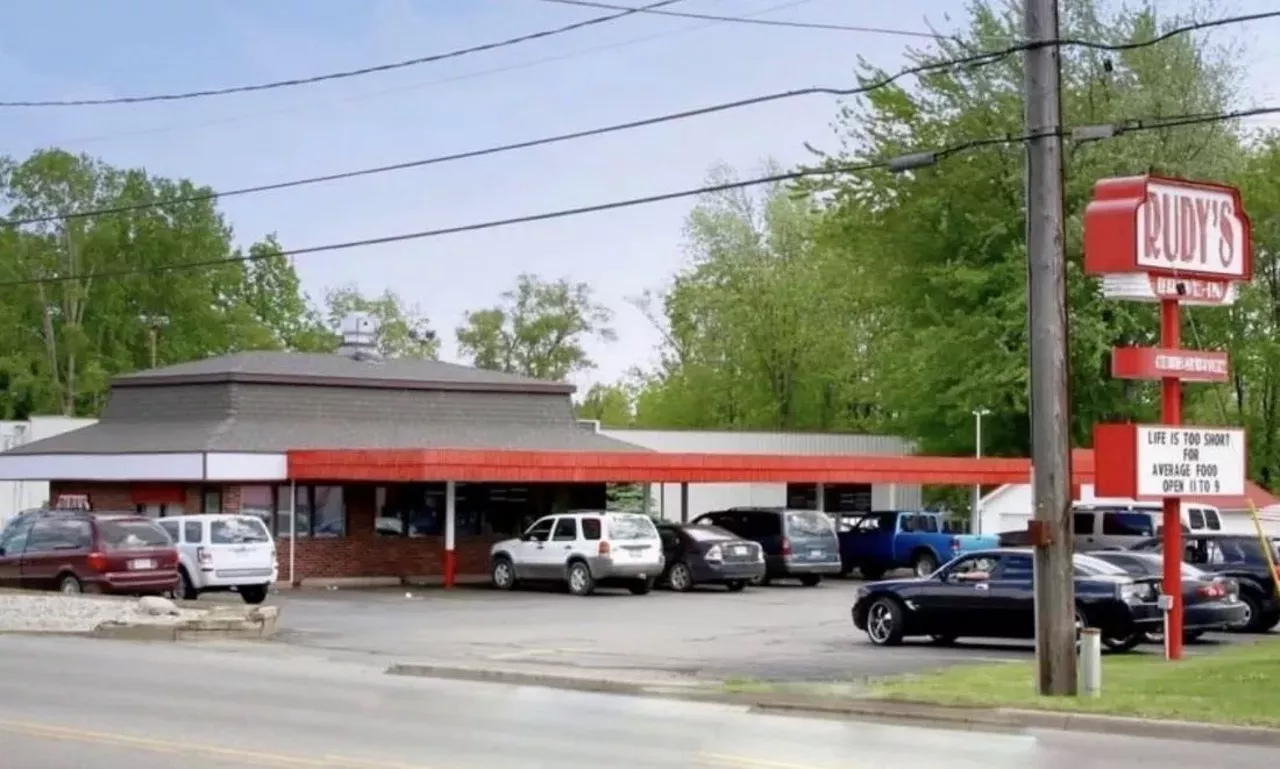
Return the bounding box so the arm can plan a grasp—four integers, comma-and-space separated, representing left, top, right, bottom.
0, 0, 687, 108
7, 11, 1274, 228
530, 0, 958, 39
0, 106, 1265, 289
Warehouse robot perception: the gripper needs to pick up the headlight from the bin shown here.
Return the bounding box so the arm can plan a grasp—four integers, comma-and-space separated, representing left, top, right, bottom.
855, 586, 870, 601
1120, 582, 1157, 602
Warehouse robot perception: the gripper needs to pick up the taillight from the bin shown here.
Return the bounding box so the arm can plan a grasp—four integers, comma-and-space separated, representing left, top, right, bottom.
1197, 583, 1224, 598
780, 537, 792, 556
197, 547, 213, 566
705, 545, 724, 562
950, 536, 962, 555
597, 541, 611, 557
86, 552, 107, 572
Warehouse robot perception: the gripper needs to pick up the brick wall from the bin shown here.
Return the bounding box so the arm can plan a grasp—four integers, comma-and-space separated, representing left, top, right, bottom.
49, 481, 494, 585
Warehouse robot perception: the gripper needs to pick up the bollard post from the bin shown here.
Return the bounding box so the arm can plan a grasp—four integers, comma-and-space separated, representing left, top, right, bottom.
1078, 628, 1102, 697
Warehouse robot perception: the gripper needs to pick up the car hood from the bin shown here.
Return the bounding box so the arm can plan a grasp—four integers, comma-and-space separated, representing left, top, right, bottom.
861, 577, 932, 592
490, 538, 521, 553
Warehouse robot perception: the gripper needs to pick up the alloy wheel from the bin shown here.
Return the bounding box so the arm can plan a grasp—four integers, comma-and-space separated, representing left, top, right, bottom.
669, 564, 692, 591
867, 602, 894, 644
569, 566, 588, 594
493, 562, 513, 589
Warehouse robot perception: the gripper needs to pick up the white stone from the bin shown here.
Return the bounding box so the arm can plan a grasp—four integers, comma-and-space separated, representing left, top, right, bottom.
137, 595, 180, 616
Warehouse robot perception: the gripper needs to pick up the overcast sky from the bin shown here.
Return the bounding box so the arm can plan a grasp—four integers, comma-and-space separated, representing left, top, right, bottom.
2, 0, 1277, 395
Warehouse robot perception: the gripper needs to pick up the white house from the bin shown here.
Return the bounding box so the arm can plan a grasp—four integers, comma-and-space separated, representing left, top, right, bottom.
0, 416, 98, 525
596, 426, 924, 519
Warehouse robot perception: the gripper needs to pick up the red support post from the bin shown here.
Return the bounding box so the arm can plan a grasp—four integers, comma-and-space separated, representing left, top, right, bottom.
1160, 299, 1184, 660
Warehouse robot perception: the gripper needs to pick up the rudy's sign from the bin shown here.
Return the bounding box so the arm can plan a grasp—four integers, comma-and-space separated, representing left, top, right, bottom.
1085, 175, 1253, 283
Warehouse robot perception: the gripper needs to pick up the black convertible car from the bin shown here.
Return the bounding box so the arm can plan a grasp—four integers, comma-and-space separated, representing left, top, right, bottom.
851, 548, 1162, 651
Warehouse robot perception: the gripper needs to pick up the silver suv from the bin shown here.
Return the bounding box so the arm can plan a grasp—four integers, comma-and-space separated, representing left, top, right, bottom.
489, 511, 664, 597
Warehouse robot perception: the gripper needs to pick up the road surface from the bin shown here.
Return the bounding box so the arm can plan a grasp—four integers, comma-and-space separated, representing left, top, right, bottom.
1, 634, 1276, 769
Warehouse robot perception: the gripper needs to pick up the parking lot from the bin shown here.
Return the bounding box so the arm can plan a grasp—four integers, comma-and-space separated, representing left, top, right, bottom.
267, 579, 1259, 684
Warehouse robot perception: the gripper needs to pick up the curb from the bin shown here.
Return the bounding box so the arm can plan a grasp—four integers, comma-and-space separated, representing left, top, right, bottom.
383, 664, 1280, 746
93, 605, 281, 642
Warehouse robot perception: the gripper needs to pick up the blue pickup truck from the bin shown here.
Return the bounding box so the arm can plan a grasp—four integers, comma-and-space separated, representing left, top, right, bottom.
836, 510, 999, 579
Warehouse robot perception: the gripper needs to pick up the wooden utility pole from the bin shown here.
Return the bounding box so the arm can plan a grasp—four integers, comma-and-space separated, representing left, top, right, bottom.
140, 314, 169, 369
1022, 0, 1077, 695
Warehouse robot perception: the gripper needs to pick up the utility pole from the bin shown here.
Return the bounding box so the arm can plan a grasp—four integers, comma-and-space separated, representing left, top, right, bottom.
139, 314, 169, 369
972, 407, 990, 534
1023, 0, 1077, 696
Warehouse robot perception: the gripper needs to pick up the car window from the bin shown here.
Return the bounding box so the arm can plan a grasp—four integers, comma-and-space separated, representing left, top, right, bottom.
551, 518, 577, 542
0, 520, 33, 556
25, 519, 90, 552
580, 518, 602, 541
683, 525, 736, 542
1072, 511, 1095, 534
995, 554, 1033, 580
1187, 508, 1206, 529
1073, 554, 1130, 576
947, 554, 1001, 578
785, 511, 834, 537
1092, 553, 1147, 576
1204, 509, 1223, 530
183, 521, 203, 544
1102, 512, 1156, 537
657, 528, 681, 548
607, 514, 657, 541
99, 519, 171, 551
523, 518, 554, 542
158, 520, 180, 541
210, 517, 270, 544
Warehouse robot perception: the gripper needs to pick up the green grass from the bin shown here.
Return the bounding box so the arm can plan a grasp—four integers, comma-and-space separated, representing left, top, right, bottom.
872, 639, 1280, 727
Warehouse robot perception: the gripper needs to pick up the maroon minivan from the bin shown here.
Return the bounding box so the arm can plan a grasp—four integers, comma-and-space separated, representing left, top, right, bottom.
0, 511, 179, 595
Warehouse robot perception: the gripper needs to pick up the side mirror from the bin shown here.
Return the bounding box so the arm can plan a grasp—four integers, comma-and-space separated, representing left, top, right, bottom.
0, 546, 6, 557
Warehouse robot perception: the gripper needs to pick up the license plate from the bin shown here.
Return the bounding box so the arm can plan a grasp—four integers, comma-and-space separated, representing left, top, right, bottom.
732, 546, 747, 556
809, 549, 823, 559
129, 558, 156, 570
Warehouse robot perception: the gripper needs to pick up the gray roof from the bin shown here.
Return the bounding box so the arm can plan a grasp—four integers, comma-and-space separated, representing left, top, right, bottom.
111, 351, 574, 394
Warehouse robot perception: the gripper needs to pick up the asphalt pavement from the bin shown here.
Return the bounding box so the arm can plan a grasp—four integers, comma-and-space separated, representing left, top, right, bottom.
266, 581, 1258, 683
2, 634, 1278, 769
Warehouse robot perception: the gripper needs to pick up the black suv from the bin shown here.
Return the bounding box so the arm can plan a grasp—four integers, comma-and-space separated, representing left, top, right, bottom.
1130, 533, 1280, 633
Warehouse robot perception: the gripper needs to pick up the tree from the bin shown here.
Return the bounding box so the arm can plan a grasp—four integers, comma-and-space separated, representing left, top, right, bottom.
456, 273, 614, 381
0, 149, 318, 417
805, 0, 1247, 457
576, 382, 635, 426
319, 285, 439, 359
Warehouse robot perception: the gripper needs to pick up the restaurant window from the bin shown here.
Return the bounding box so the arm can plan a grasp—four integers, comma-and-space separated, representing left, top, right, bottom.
377, 483, 537, 538
273, 485, 346, 538
784, 483, 872, 513
136, 503, 183, 518
239, 486, 274, 527
201, 486, 223, 514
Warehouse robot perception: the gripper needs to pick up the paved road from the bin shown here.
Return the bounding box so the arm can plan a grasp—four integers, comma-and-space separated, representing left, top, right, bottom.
2, 634, 1277, 769
266, 582, 1259, 683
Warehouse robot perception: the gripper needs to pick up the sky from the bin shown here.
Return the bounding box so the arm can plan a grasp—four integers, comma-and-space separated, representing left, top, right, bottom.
2, 0, 1278, 397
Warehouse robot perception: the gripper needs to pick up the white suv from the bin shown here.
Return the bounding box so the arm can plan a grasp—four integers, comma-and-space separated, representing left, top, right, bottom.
490, 511, 664, 596
156, 514, 277, 604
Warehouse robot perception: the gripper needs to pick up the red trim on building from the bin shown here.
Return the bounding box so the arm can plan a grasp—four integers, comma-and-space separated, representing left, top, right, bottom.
287, 449, 1068, 486
130, 483, 186, 505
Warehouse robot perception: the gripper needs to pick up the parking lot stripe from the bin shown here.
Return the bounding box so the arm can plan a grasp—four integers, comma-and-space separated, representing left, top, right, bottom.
699, 752, 852, 769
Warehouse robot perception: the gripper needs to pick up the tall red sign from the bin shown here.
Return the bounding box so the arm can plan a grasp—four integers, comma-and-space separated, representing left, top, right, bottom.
1084, 174, 1253, 662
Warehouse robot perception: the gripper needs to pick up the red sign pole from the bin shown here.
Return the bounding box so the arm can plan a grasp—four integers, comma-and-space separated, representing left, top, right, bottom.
1160, 299, 1184, 660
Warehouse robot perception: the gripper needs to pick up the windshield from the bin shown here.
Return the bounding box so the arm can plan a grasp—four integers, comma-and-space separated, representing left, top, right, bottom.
1073, 554, 1129, 576
211, 517, 271, 544
99, 519, 171, 551
607, 514, 657, 541
786, 511, 834, 537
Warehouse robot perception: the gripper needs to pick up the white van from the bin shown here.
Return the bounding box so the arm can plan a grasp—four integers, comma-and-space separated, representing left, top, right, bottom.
156, 514, 277, 604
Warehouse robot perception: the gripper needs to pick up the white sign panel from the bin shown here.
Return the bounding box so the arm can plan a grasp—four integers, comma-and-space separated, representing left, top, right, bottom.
1136, 426, 1246, 497
1135, 182, 1248, 279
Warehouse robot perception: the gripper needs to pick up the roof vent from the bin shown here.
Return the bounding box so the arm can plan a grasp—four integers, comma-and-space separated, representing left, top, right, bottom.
337, 312, 382, 362
577, 419, 601, 433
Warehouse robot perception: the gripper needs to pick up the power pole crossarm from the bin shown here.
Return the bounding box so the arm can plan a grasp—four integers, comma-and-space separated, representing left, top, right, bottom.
1023, 0, 1078, 696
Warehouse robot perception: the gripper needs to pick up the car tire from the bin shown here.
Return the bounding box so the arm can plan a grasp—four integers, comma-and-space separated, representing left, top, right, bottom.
911, 551, 938, 577
1235, 591, 1263, 632
860, 565, 886, 580
491, 557, 517, 591
725, 580, 747, 592
628, 578, 655, 596
865, 597, 906, 646
59, 574, 82, 594
1185, 630, 1205, 642
566, 561, 595, 596
751, 574, 773, 587
667, 563, 695, 593
1102, 633, 1143, 653
240, 584, 269, 605
178, 568, 199, 601
799, 575, 822, 587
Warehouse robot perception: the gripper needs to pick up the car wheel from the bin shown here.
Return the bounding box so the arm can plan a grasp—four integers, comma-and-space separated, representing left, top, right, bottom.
491, 557, 517, 591
59, 575, 82, 595
1102, 633, 1143, 653
566, 561, 595, 597
750, 574, 772, 587
628, 578, 654, 596
178, 568, 199, 601
799, 575, 822, 587
1234, 592, 1262, 632
1185, 630, 1205, 642
1142, 627, 1164, 645
725, 580, 747, 592
911, 552, 938, 577
667, 562, 694, 593
865, 597, 906, 646
240, 584, 268, 605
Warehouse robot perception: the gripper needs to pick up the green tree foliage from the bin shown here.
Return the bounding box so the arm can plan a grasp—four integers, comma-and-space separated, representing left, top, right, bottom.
576, 382, 635, 426
0, 149, 319, 418
319, 284, 439, 359
455, 273, 615, 381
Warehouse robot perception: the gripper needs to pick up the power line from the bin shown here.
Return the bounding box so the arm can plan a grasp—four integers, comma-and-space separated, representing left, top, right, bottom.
0, 0, 686, 108
531, 0, 955, 39
40, 0, 822, 149
0, 107, 1261, 289
8, 11, 1271, 228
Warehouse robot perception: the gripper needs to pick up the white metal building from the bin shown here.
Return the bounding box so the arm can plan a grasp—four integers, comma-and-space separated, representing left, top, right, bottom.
597, 427, 923, 519
0, 416, 98, 525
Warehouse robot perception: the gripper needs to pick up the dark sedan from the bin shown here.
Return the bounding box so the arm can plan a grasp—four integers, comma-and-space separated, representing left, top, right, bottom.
851, 548, 1162, 651
1130, 533, 1280, 633
655, 523, 765, 592
1086, 550, 1247, 641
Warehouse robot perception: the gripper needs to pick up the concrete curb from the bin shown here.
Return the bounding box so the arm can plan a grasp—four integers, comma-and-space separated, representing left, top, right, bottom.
383, 664, 1280, 746
93, 605, 281, 642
